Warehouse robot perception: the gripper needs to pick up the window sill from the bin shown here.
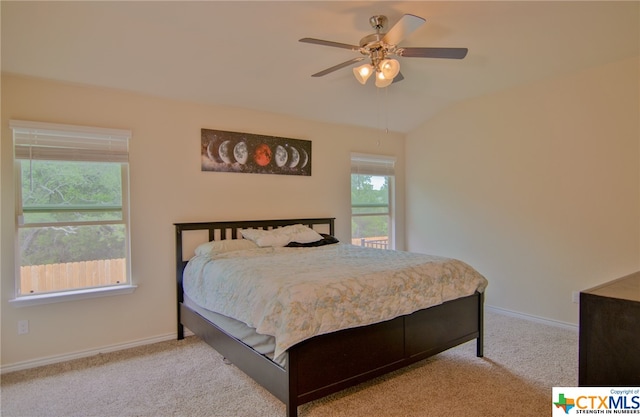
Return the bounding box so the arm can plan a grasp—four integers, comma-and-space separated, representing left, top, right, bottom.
9, 285, 137, 307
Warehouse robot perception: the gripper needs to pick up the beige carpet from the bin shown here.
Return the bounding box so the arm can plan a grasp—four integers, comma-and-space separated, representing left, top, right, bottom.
1, 311, 577, 417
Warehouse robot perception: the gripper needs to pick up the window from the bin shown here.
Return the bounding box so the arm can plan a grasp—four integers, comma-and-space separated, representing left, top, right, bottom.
350, 153, 395, 250
10, 120, 133, 302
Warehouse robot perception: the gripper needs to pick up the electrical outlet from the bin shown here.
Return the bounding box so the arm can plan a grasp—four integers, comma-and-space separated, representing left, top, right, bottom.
18, 320, 29, 335
572, 291, 580, 304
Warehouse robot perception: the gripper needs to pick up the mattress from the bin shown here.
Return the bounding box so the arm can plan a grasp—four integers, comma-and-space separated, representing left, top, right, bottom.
183, 294, 283, 366
183, 243, 488, 363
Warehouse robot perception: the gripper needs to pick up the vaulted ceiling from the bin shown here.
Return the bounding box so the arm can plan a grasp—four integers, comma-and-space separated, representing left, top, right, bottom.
2, 1, 638, 133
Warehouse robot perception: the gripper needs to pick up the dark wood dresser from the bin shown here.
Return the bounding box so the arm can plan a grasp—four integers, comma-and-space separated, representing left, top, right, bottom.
579, 271, 640, 386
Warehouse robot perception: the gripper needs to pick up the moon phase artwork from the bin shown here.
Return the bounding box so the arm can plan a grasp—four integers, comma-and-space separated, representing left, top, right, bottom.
201, 129, 311, 176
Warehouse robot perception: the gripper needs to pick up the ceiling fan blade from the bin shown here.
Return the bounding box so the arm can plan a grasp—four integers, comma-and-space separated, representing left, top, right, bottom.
299, 38, 359, 51
397, 47, 468, 59
391, 72, 405, 84
382, 14, 426, 46
311, 57, 365, 77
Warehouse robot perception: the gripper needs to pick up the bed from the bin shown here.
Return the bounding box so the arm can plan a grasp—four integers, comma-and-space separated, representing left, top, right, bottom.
175, 218, 487, 417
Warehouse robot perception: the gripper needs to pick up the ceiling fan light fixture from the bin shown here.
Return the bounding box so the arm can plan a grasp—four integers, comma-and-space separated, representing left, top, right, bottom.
380, 58, 400, 79
374, 71, 393, 88
300, 14, 468, 86
353, 63, 374, 84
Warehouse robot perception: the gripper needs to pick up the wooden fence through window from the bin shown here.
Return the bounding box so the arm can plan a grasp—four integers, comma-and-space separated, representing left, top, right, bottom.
351, 237, 389, 250
19, 258, 126, 295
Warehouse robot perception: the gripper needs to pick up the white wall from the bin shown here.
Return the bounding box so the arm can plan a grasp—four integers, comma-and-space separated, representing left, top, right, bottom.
0, 74, 405, 369
3, 55, 638, 369
406, 57, 640, 325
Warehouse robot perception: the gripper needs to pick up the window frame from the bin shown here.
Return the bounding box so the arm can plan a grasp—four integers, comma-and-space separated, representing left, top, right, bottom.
10, 120, 135, 306
350, 153, 396, 250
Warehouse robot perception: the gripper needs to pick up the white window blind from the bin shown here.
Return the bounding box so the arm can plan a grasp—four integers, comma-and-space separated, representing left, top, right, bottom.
350, 153, 396, 176
10, 120, 130, 163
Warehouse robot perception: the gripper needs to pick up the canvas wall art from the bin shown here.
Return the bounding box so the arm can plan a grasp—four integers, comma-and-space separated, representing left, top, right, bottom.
201, 129, 311, 176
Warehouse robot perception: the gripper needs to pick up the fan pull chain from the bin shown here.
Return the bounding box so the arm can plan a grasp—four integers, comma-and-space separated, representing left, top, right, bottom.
384, 86, 389, 134
375, 85, 391, 143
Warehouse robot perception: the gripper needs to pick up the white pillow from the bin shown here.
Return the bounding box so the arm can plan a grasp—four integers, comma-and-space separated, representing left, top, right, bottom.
239, 228, 290, 247
240, 224, 322, 247
194, 239, 258, 256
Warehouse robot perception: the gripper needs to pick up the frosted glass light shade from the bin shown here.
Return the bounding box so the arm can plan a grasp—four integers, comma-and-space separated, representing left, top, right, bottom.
353, 64, 374, 84
375, 71, 393, 88
380, 59, 400, 79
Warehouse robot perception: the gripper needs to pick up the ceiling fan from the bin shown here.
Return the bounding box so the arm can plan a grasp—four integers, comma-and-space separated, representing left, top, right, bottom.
299, 14, 468, 87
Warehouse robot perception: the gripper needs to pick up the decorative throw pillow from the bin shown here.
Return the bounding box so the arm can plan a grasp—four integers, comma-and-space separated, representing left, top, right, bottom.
284, 224, 324, 244
285, 234, 339, 247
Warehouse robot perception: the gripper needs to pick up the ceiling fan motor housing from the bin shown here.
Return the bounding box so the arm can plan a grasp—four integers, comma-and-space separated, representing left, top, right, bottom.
361, 15, 390, 50
369, 15, 388, 31
359, 33, 385, 49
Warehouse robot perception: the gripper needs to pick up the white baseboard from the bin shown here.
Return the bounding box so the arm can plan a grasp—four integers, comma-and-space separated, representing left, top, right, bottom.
2, 309, 574, 374
486, 304, 578, 331
1, 330, 193, 375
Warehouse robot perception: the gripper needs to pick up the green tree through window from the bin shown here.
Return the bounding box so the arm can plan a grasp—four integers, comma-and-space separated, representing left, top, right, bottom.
351, 174, 392, 249
11, 120, 131, 297
19, 160, 126, 266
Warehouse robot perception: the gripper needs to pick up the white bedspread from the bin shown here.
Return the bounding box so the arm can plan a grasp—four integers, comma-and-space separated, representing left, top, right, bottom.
183, 243, 488, 361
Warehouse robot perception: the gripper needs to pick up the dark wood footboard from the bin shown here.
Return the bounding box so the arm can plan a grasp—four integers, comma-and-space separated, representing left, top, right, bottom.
175, 219, 484, 417
289, 292, 483, 408
179, 292, 482, 417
